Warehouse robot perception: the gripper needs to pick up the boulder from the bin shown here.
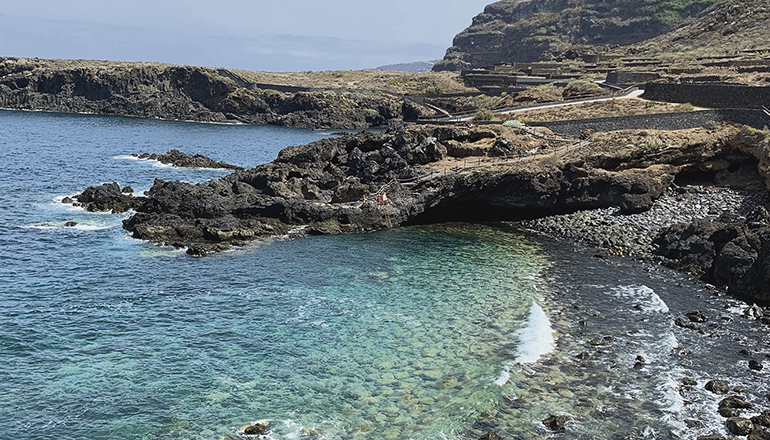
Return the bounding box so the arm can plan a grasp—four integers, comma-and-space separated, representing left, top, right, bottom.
750, 360, 764, 371
719, 395, 753, 409
687, 310, 707, 322
753, 411, 770, 427
705, 380, 731, 395
542, 414, 569, 431
726, 417, 754, 436
242, 421, 269, 435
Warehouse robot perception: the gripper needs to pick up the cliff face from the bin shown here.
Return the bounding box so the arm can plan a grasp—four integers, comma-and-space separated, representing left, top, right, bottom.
0, 58, 403, 129
433, 0, 717, 70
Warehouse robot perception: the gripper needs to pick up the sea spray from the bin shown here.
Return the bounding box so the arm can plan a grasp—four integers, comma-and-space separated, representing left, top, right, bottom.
495, 301, 555, 386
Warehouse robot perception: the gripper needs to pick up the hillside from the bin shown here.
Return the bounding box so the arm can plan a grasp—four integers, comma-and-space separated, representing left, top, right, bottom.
432, 0, 732, 70
623, 0, 770, 60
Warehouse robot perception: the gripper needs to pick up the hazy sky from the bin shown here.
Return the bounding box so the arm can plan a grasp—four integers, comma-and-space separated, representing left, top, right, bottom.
0, 0, 493, 71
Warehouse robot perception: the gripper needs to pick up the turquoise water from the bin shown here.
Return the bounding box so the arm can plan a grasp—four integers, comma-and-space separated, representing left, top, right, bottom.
0, 110, 549, 440
2, 109, 767, 440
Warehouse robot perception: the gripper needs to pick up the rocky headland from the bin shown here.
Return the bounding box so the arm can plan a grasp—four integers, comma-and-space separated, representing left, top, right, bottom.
70, 119, 770, 306
0, 57, 412, 129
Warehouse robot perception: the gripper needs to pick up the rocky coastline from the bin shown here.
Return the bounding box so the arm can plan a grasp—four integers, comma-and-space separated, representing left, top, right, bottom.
0, 57, 409, 129
68, 120, 770, 308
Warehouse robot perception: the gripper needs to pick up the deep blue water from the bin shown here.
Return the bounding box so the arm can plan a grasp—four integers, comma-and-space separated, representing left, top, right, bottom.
2, 109, 767, 440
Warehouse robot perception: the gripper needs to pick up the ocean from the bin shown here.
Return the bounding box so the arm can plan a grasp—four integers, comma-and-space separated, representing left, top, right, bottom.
1, 109, 766, 440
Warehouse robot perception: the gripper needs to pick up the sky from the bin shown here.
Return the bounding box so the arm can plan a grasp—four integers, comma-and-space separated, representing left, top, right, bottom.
0, 0, 493, 71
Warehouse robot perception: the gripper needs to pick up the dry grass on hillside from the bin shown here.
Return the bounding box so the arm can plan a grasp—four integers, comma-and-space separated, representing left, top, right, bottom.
502, 98, 693, 122
232, 69, 474, 95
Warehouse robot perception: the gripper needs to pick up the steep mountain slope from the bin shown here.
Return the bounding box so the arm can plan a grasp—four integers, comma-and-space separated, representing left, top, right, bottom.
626, 0, 770, 59
433, 0, 720, 70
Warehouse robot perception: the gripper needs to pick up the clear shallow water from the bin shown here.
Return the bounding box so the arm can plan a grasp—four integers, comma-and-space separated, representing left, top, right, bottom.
1, 110, 767, 440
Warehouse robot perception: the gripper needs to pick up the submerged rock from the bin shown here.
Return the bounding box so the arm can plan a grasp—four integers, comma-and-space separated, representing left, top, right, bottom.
478, 430, 505, 440
749, 359, 764, 371
542, 414, 569, 431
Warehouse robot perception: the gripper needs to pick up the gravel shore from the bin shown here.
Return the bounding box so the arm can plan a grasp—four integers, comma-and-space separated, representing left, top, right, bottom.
515, 184, 768, 256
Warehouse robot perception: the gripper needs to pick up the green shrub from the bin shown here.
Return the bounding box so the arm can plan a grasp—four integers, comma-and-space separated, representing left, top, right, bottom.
473, 109, 495, 121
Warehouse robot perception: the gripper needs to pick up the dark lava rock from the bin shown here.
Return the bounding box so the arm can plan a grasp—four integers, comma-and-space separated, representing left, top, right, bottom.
147, 149, 244, 170
705, 380, 731, 395
656, 212, 770, 305
682, 378, 698, 386
719, 408, 742, 418
687, 310, 708, 322
697, 436, 728, 440
753, 410, 770, 427
76, 182, 142, 213
243, 421, 269, 435
588, 337, 606, 346
750, 359, 764, 371
64, 221, 78, 227
575, 352, 590, 361
478, 430, 505, 440
61, 196, 73, 204
720, 395, 754, 409
542, 414, 569, 431
749, 427, 770, 440
684, 419, 702, 428
734, 386, 747, 393
726, 417, 754, 436
675, 317, 706, 333
121, 186, 134, 194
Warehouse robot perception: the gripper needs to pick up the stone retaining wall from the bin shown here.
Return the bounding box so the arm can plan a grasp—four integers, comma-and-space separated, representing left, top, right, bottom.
642, 83, 770, 109
530, 109, 770, 138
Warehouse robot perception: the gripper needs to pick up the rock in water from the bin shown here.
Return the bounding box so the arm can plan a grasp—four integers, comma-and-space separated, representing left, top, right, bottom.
705, 380, 730, 395
687, 310, 707, 322
478, 430, 505, 440
242, 421, 269, 435
76, 182, 141, 213
148, 149, 244, 170
542, 414, 569, 431
719, 395, 753, 409
726, 417, 754, 436
750, 359, 764, 371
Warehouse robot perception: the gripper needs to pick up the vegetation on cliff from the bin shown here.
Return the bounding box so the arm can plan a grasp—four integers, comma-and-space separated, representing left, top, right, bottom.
433, 0, 770, 70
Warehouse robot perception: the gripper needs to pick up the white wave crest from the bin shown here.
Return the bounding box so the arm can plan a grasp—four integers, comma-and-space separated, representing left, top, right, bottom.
495, 301, 555, 386
610, 285, 670, 313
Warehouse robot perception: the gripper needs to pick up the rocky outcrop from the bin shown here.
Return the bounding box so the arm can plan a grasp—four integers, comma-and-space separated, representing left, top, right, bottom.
433, 0, 712, 70
0, 57, 403, 129
76, 182, 141, 213
655, 212, 770, 304
133, 150, 243, 170
71, 121, 770, 301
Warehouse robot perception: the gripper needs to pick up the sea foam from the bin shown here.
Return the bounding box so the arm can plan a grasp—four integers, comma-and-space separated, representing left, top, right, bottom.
514, 301, 555, 364
495, 301, 555, 386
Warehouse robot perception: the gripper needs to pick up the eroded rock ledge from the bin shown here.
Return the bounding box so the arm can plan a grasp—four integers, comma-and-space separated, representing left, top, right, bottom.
74, 122, 770, 303
133, 150, 243, 170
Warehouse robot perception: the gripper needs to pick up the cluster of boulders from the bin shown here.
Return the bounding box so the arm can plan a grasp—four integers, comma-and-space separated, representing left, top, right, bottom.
692, 379, 770, 439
